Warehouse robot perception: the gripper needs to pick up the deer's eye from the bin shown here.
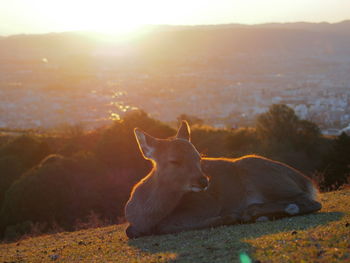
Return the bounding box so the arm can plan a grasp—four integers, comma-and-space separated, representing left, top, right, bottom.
170, 160, 181, 166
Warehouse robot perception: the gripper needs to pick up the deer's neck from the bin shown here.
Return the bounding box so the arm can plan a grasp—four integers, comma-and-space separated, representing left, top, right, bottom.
125, 169, 184, 233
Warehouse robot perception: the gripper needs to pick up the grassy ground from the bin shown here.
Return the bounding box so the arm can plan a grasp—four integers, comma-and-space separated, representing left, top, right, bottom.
1, 189, 349, 263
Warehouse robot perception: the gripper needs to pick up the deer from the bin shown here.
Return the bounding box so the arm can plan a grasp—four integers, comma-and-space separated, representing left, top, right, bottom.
124, 121, 322, 238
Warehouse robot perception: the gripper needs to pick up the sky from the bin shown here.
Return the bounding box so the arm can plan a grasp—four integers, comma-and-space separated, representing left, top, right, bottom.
1, 0, 349, 36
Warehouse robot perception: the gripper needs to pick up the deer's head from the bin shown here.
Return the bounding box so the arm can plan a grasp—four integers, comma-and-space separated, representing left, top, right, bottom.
134, 121, 208, 192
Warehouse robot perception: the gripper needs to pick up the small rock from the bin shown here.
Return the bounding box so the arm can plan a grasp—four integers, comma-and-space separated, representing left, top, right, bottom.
203, 245, 218, 251
317, 250, 325, 257
50, 254, 59, 261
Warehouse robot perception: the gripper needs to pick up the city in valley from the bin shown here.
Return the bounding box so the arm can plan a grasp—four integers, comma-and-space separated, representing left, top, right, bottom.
1, 22, 350, 134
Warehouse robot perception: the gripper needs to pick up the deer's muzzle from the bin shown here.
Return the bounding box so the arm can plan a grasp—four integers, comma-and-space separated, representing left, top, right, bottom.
190, 176, 208, 192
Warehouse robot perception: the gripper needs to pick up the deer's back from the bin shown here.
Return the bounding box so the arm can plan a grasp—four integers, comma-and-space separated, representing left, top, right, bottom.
202, 155, 316, 212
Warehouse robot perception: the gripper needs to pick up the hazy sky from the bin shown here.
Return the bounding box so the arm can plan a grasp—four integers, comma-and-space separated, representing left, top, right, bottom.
1, 0, 349, 35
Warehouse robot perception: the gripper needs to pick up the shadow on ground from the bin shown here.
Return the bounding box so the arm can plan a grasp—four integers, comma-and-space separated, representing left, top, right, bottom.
128, 212, 344, 262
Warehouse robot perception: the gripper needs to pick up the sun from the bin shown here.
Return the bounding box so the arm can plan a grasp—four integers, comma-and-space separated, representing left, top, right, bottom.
13, 0, 197, 37
75, 7, 146, 37
44, 1, 157, 38
85, 21, 146, 41
15, 0, 196, 38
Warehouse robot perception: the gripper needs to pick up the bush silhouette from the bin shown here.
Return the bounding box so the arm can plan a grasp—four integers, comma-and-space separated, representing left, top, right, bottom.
321, 132, 350, 188
256, 104, 320, 148
0, 135, 51, 208
0, 135, 50, 168
96, 109, 174, 173
0, 153, 111, 232
225, 127, 260, 157
254, 104, 323, 173
0, 156, 24, 206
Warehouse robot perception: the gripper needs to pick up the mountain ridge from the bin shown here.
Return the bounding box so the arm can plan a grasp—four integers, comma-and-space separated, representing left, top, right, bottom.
1, 21, 350, 61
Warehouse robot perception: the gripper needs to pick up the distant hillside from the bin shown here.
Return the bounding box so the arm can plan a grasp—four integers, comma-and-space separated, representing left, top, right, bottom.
158, 20, 350, 35
0, 189, 349, 262
1, 21, 350, 61
252, 20, 350, 35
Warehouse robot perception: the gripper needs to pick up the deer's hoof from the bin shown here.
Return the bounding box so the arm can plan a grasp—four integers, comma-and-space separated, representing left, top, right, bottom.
241, 213, 252, 222
125, 225, 141, 239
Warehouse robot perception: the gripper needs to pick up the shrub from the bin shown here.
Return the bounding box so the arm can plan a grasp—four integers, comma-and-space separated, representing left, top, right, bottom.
256, 104, 299, 143
188, 126, 230, 157
0, 156, 23, 206
0, 134, 50, 168
0, 153, 110, 232
96, 109, 173, 172
225, 127, 260, 157
0, 135, 51, 208
321, 132, 350, 189
256, 104, 321, 149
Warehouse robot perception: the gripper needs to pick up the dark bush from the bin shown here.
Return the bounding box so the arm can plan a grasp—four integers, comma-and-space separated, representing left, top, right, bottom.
254, 104, 323, 173
225, 127, 260, 157
189, 126, 231, 157
256, 104, 299, 143
321, 132, 350, 189
0, 156, 23, 206
256, 104, 321, 149
0, 153, 111, 231
0, 134, 50, 168
0, 135, 51, 208
96, 109, 174, 172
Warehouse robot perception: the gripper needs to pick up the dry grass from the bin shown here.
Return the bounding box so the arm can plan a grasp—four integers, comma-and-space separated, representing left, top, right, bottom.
1, 189, 349, 263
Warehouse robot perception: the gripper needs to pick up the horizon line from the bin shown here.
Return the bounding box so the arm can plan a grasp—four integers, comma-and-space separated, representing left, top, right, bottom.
1, 19, 349, 37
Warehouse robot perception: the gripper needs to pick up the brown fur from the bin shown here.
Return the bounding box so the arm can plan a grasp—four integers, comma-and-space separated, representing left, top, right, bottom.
124, 122, 321, 238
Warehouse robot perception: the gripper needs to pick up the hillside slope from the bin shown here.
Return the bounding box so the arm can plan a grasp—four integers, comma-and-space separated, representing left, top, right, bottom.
1, 21, 350, 60
1, 189, 349, 263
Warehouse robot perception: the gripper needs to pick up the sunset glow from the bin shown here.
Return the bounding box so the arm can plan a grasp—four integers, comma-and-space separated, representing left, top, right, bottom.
1, 0, 349, 36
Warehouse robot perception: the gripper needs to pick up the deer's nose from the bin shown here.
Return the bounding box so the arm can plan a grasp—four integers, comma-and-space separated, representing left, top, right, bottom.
198, 176, 208, 189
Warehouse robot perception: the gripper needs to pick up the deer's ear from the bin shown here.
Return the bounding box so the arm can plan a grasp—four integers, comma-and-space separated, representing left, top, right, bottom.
176, 120, 191, 141
134, 128, 157, 160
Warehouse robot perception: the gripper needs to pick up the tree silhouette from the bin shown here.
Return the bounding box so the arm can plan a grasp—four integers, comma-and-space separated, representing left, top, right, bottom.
256, 104, 320, 147
322, 132, 350, 188
256, 104, 299, 142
